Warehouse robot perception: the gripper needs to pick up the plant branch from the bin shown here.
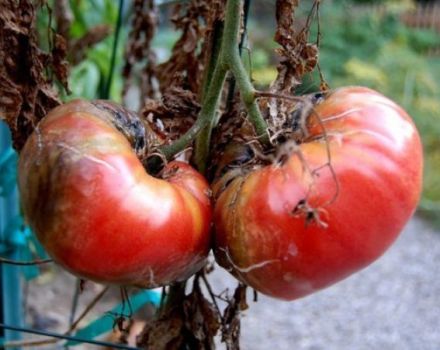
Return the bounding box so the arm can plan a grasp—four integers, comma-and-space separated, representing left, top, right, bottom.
226, 0, 251, 109
159, 62, 227, 161
228, 55, 268, 141
158, 0, 270, 165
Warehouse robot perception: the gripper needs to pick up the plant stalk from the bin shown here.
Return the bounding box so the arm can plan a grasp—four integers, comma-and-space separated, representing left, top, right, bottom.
158, 0, 270, 164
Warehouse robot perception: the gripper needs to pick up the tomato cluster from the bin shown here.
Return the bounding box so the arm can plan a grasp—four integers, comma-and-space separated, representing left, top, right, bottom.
18, 87, 422, 300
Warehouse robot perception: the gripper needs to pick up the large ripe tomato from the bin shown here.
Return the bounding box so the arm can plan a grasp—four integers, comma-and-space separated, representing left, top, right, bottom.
18, 100, 212, 287
213, 86, 423, 300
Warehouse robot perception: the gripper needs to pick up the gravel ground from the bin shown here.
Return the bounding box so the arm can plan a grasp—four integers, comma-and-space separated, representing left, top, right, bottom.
209, 217, 440, 350
24, 216, 439, 349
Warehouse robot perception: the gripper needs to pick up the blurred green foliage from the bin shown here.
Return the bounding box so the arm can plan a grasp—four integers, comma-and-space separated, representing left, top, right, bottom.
37, 0, 126, 101
68, 0, 126, 101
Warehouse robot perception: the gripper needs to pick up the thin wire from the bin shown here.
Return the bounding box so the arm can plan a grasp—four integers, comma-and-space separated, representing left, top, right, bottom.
0, 323, 140, 349
68, 280, 81, 326
67, 286, 110, 333
102, 0, 125, 99
0, 257, 52, 266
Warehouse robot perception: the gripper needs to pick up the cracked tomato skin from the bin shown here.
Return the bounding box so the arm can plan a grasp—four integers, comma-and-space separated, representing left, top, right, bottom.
213, 86, 423, 300
18, 100, 212, 288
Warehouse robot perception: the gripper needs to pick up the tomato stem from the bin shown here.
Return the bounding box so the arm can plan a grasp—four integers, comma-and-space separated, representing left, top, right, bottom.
159, 0, 270, 167
159, 63, 228, 161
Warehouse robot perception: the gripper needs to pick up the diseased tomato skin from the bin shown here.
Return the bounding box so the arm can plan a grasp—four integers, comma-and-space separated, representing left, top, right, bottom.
214, 86, 423, 300
18, 100, 212, 287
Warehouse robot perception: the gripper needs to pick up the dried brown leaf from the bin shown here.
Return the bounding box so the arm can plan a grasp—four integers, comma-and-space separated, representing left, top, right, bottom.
142, 86, 200, 142
156, 0, 225, 95
275, 0, 299, 47
54, 0, 73, 41
69, 24, 112, 65
0, 0, 64, 150
123, 0, 158, 108
137, 279, 221, 350
137, 309, 185, 349
221, 284, 248, 350
272, 0, 319, 93
183, 281, 221, 349
52, 33, 70, 92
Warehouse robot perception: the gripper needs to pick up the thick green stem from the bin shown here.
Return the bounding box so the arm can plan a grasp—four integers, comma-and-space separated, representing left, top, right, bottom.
194, 21, 226, 173
199, 21, 224, 103
159, 0, 270, 164
193, 0, 247, 172
228, 54, 269, 142
159, 63, 227, 160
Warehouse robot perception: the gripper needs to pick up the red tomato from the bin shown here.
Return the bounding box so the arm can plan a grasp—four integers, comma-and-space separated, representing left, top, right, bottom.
18, 100, 212, 287
213, 86, 423, 300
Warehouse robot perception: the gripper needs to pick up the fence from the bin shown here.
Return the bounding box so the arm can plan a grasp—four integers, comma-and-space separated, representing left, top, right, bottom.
350, 3, 440, 56
401, 3, 440, 56
401, 3, 440, 32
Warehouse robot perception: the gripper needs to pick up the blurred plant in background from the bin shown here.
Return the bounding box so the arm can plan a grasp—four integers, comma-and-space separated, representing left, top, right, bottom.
37, 0, 126, 101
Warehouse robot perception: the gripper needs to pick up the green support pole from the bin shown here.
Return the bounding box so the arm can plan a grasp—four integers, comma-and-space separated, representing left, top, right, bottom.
0, 121, 23, 348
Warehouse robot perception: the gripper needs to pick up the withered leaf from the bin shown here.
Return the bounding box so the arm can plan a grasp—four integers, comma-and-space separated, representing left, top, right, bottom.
123, 0, 158, 107
272, 0, 319, 94
142, 86, 200, 142
0, 0, 64, 151
69, 24, 111, 65
221, 284, 248, 350
183, 281, 221, 348
137, 279, 221, 350
157, 0, 225, 95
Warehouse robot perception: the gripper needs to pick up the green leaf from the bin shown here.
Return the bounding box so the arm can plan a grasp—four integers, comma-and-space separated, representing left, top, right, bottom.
66, 61, 101, 101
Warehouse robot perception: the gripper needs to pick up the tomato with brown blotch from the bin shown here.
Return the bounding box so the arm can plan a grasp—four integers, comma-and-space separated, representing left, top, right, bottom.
18, 100, 212, 287
213, 86, 423, 300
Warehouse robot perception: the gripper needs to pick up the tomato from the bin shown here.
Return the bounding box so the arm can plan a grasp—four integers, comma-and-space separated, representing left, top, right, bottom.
18, 100, 212, 287
213, 86, 423, 300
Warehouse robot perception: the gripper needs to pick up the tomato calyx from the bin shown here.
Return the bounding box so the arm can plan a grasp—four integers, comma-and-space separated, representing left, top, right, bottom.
211, 90, 331, 198
266, 90, 328, 146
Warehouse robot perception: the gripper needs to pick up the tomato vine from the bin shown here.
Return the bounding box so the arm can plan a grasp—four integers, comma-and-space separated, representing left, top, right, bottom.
159, 0, 270, 172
